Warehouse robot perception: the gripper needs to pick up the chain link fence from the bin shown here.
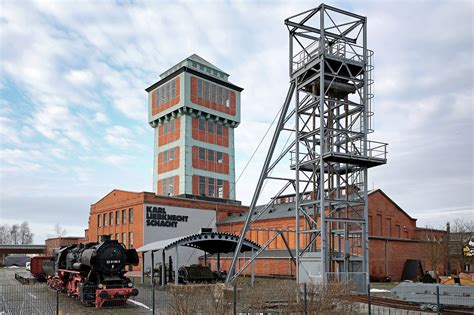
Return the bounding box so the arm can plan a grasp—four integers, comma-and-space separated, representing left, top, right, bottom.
2, 279, 473, 314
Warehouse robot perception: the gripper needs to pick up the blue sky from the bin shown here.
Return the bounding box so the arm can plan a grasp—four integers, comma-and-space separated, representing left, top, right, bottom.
0, 0, 473, 243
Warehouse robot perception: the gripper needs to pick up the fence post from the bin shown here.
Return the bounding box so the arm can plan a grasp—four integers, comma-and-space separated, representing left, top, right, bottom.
233, 282, 237, 315
303, 282, 307, 315
367, 283, 371, 315
56, 289, 59, 315
152, 279, 156, 315
436, 285, 440, 314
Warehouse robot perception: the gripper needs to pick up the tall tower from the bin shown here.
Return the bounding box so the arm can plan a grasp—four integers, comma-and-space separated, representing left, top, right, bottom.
146, 55, 242, 201
227, 4, 387, 292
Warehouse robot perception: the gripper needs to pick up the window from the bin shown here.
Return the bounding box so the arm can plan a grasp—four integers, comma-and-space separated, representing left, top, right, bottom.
198, 117, 206, 131
169, 149, 175, 161
168, 179, 174, 196
104, 213, 108, 226
164, 122, 169, 134
170, 119, 175, 133
205, 81, 210, 100
199, 147, 206, 160
211, 84, 216, 103
208, 177, 215, 197
163, 150, 168, 162
129, 232, 134, 248
171, 80, 176, 98
223, 89, 229, 107
217, 86, 222, 105
122, 209, 127, 224
116, 211, 120, 225
199, 176, 206, 195
122, 233, 127, 247
197, 79, 202, 98
162, 180, 166, 195
166, 83, 170, 101
207, 120, 215, 133
116, 233, 120, 241
129, 208, 133, 224
208, 150, 214, 162
109, 212, 113, 225
396, 224, 401, 238
98, 214, 102, 227
217, 152, 223, 163
217, 179, 224, 198
216, 124, 223, 135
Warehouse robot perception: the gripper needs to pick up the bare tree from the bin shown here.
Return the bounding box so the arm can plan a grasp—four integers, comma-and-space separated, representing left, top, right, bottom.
0, 224, 11, 244
449, 219, 474, 273
19, 221, 33, 244
55, 224, 67, 238
421, 227, 446, 279
10, 224, 19, 245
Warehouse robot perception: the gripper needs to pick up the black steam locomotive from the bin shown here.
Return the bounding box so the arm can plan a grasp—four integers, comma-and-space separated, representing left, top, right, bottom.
43, 238, 139, 308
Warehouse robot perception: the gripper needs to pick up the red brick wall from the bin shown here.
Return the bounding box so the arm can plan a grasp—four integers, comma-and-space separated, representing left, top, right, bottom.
45, 238, 81, 256
215, 190, 448, 281
158, 118, 180, 146
369, 238, 446, 281
151, 77, 180, 116
88, 191, 250, 271
157, 175, 180, 196
201, 256, 296, 277
191, 146, 229, 174
158, 146, 180, 173
191, 117, 229, 147
191, 175, 230, 199
190, 76, 236, 116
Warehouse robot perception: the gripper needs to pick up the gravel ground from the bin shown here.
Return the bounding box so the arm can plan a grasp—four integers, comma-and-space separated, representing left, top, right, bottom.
0, 267, 167, 314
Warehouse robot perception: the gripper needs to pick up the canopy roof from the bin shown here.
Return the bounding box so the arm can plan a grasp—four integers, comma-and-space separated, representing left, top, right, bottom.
136, 232, 260, 255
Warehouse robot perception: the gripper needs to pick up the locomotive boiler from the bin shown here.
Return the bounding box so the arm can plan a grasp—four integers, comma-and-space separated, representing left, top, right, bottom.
43, 238, 139, 308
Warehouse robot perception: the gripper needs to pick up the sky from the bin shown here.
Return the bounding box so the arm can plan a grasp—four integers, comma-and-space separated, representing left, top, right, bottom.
0, 0, 473, 244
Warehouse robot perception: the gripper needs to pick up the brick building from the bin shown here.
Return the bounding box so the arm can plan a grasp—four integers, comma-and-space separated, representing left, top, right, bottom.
45, 237, 83, 256
213, 189, 448, 281
82, 189, 247, 271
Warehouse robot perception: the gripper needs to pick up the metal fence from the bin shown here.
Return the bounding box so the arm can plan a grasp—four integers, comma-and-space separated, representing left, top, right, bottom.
1, 280, 473, 314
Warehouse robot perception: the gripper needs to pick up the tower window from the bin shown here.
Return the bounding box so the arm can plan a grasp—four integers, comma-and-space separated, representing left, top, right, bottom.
208, 150, 214, 162
217, 152, 223, 163
207, 120, 215, 133
98, 214, 102, 227
198, 117, 206, 131
116, 210, 120, 225
208, 177, 215, 197
199, 147, 206, 160
205, 81, 210, 100
197, 79, 203, 98
122, 209, 127, 224
217, 179, 224, 198
129, 208, 133, 224
199, 176, 206, 195
216, 124, 223, 135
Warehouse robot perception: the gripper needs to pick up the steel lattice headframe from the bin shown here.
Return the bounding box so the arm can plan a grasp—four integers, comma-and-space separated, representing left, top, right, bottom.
226, 3, 387, 293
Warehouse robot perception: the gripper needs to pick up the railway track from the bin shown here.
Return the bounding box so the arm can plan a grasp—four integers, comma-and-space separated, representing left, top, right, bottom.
345, 295, 474, 314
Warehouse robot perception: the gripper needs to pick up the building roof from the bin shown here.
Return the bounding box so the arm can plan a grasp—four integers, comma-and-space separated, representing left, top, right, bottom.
218, 189, 414, 225
187, 54, 228, 75
136, 231, 260, 254
159, 54, 229, 78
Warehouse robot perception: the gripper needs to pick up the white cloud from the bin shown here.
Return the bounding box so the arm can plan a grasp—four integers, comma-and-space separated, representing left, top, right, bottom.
0, 0, 472, 242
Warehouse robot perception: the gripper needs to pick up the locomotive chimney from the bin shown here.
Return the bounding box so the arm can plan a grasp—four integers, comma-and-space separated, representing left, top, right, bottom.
100, 235, 111, 242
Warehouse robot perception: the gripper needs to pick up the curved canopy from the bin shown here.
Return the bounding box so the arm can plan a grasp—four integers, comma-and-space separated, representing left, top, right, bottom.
136, 232, 260, 255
